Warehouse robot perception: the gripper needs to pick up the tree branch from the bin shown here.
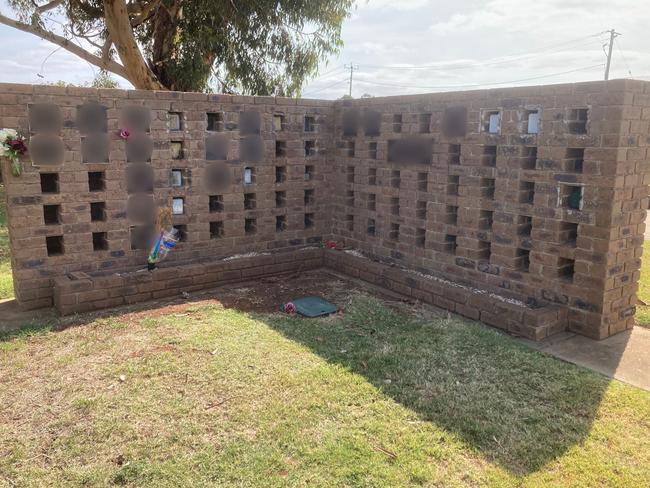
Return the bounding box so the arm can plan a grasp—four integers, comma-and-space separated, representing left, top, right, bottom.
0, 11, 129, 80
36, 0, 64, 14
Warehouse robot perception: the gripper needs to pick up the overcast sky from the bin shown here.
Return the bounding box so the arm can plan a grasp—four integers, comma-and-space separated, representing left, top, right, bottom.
0, 0, 649, 99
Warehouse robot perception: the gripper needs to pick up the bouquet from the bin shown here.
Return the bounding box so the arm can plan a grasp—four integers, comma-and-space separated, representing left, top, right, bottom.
0, 129, 28, 176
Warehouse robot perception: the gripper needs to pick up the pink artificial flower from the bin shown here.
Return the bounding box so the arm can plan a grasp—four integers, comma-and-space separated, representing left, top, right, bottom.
119, 128, 131, 140
326, 240, 337, 249
284, 302, 296, 314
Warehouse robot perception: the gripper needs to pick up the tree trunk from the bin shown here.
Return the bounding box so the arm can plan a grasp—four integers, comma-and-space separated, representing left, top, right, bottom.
103, 0, 165, 90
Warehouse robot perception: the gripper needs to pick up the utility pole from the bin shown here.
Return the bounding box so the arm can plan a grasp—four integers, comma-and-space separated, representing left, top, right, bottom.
604, 29, 621, 81
344, 63, 358, 97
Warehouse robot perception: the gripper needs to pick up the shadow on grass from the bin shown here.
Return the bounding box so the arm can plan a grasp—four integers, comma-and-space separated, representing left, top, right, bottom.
260, 295, 613, 476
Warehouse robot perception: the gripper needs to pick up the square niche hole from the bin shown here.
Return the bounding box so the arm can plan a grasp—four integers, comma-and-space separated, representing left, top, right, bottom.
40, 173, 59, 193
479, 210, 493, 230
390, 197, 400, 216
346, 190, 355, 207
168, 112, 183, 131
245, 218, 257, 235
566, 148, 585, 173
368, 142, 378, 159
567, 108, 588, 134
276, 140, 287, 157
172, 197, 185, 215
389, 223, 400, 240
516, 248, 530, 272
276, 215, 287, 232
393, 114, 402, 133
92, 232, 108, 251
449, 144, 461, 165
244, 193, 256, 210
416, 201, 427, 219
43, 204, 61, 225
417, 172, 428, 191
171, 169, 184, 188
482, 178, 496, 200
173, 224, 188, 242
446, 205, 458, 225
304, 188, 315, 206
243, 167, 256, 185
207, 112, 224, 131
478, 240, 491, 261
209, 195, 224, 213
391, 170, 400, 188
558, 184, 583, 210
419, 113, 432, 133
448, 175, 459, 195
445, 234, 457, 254
275, 166, 287, 183
90, 202, 106, 222
210, 221, 224, 239
346, 214, 354, 231
368, 167, 377, 185
88, 171, 105, 192
560, 221, 578, 246
519, 181, 535, 204
482, 145, 497, 167
305, 165, 315, 181
367, 193, 376, 211
273, 114, 285, 132
304, 213, 315, 229
525, 109, 540, 134
305, 140, 316, 157
416, 228, 426, 248
522, 146, 537, 169
346, 165, 355, 183
517, 215, 532, 236
482, 110, 501, 133
170, 141, 184, 160
46, 235, 64, 256
276, 190, 286, 208
558, 258, 575, 282
367, 218, 376, 236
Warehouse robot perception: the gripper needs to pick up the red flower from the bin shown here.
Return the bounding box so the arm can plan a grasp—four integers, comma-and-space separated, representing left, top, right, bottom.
326, 240, 337, 249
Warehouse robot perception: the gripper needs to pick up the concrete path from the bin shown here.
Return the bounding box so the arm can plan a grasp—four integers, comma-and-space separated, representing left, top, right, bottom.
520, 326, 650, 391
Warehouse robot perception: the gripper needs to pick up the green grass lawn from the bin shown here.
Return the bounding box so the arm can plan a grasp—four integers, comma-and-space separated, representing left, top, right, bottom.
636, 240, 650, 327
1, 294, 648, 487
0, 184, 13, 299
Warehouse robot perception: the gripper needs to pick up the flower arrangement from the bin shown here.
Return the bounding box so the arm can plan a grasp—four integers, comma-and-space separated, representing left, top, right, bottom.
0, 128, 28, 176
283, 302, 296, 314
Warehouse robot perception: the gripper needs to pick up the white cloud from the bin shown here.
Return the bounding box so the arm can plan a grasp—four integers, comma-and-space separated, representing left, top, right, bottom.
359, 0, 430, 11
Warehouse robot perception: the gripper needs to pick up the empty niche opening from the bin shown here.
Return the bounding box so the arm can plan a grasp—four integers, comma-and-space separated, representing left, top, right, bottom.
482, 110, 501, 134
522, 146, 537, 170
210, 221, 224, 239
276, 140, 287, 157
558, 184, 583, 210
390, 197, 400, 216
525, 109, 540, 134
560, 221, 578, 246
566, 148, 585, 173
275, 166, 287, 183
419, 113, 432, 133
367, 193, 376, 211
482, 145, 497, 167
304, 213, 315, 229
88, 171, 105, 192
46, 235, 64, 256
276, 190, 286, 207
558, 257, 575, 282
172, 197, 184, 215
392, 114, 402, 133
173, 224, 188, 242
168, 112, 182, 131
448, 175, 459, 195
305, 140, 316, 157
417, 172, 428, 191
243, 167, 255, 185
517, 215, 532, 236
346, 190, 355, 207
209, 195, 224, 213
170, 141, 184, 160
482, 178, 496, 200
516, 248, 530, 272
347, 165, 355, 183
276, 215, 287, 232
304, 188, 315, 206
445, 234, 457, 254
367, 218, 376, 236
567, 108, 588, 134
90, 202, 106, 222
244, 218, 256, 235
304, 115, 316, 132
43, 204, 61, 225
390, 170, 400, 188
479, 210, 493, 230
368, 142, 378, 159
40, 173, 59, 193
207, 112, 224, 132
92, 232, 108, 251
519, 181, 535, 204
273, 114, 285, 132
346, 214, 354, 231
244, 193, 256, 210
448, 144, 461, 165
305, 165, 314, 181
416, 201, 427, 219
389, 223, 400, 240
343, 140, 354, 158
171, 169, 184, 187
416, 228, 426, 248
478, 241, 491, 261
368, 167, 377, 185
446, 205, 458, 225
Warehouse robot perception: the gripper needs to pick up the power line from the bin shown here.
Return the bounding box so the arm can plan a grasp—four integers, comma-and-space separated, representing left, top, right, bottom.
603, 29, 622, 80
614, 37, 633, 77
344, 62, 359, 97
353, 64, 605, 91
302, 78, 349, 97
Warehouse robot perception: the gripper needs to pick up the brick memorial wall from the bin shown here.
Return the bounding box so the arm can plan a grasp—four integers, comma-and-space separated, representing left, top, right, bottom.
1, 80, 649, 340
